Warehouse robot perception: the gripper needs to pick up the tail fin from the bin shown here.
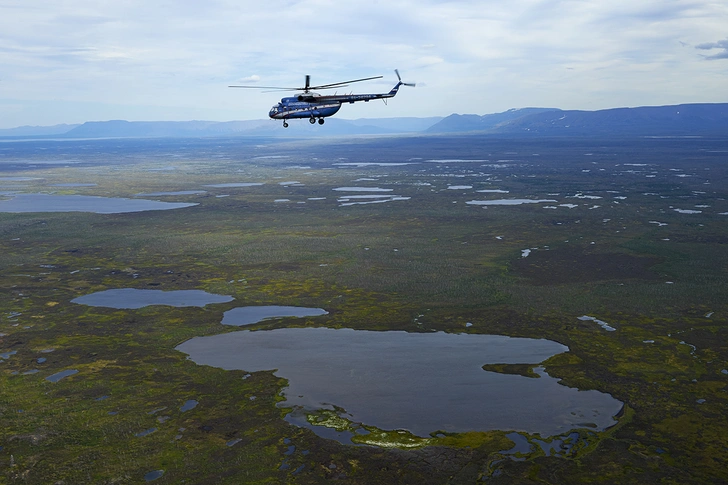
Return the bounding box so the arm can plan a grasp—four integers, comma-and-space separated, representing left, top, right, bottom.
389, 69, 415, 96
388, 82, 403, 96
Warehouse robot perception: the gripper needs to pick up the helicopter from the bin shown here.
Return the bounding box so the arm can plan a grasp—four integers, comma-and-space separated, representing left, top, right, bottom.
229, 70, 414, 128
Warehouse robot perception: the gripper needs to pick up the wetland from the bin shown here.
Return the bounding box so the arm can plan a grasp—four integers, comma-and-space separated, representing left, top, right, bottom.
1, 134, 727, 483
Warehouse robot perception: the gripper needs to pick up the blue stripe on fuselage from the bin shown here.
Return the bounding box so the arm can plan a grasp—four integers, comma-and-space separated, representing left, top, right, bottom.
270, 103, 341, 120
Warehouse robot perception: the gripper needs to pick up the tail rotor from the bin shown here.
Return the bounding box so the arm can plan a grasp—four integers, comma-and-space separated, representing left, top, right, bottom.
395, 69, 416, 87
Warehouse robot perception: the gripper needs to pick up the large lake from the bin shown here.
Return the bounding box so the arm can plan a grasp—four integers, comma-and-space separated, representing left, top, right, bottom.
177, 328, 623, 437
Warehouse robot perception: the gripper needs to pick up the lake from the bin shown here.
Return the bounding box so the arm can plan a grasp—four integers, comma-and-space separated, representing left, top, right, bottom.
177, 328, 623, 437
0, 194, 198, 213
72, 289, 233, 309
221, 306, 328, 326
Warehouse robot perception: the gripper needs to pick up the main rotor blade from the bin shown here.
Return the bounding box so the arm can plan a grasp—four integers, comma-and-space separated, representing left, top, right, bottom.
310, 75, 383, 90
230, 74, 383, 92
261, 88, 302, 93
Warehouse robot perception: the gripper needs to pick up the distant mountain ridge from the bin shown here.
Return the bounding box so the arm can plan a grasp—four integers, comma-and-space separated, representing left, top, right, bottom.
504, 103, 728, 135
0, 123, 81, 137
63, 120, 272, 138
0, 117, 442, 139
2, 103, 727, 139
425, 108, 559, 133
426, 103, 728, 135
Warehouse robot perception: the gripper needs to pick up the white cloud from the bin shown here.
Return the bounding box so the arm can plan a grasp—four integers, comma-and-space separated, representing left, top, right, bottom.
236, 75, 261, 83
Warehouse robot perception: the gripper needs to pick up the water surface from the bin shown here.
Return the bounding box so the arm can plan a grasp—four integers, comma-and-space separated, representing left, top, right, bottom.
466, 199, 557, 206
0, 194, 197, 213
135, 190, 206, 196
203, 183, 263, 188
72, 289, 233, 309
46, 369, 78, 382
221, 306, 328, 326
50, 183, 97, 187
333, 187, 393, 192
180, 400, 198, 412
144, 470, 165, 481
177, 328, 622, 437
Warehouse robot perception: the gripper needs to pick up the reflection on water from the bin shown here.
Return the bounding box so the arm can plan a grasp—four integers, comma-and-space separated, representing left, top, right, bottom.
177, 328, 623, 437
221, 306, 328, 326
72, 289, 233, 309
0, 193, 198, 213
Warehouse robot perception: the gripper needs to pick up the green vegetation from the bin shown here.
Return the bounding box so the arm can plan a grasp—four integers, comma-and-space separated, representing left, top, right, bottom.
1, 135, 727, 483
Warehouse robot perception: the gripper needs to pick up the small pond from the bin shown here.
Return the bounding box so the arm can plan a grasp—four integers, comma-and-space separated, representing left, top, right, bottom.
180, 399, 198, 412
50, 183, 97, 187
221, 306, 328, 326
177, 328, 623, 437
203, 183, 264, 188
333, 187, 393, 192
0, 194, 198, 213
144, 470, 165, 481
134, 190, 206, 196
46, 369, 78, 383
72, 289, 233, 309
466, 199, 557, 206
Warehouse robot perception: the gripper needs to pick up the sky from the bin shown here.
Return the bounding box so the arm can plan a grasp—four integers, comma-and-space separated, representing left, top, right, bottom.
1, 0, 727, 128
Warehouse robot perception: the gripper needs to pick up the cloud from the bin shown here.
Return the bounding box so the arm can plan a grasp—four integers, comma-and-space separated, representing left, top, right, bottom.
2, 0, 728, 127
696, 38, 728, 59
237, 75, 261, 83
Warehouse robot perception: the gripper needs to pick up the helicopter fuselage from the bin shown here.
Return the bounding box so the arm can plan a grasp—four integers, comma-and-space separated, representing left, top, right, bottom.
268, 81, 405, 126
268, 96, 342, 120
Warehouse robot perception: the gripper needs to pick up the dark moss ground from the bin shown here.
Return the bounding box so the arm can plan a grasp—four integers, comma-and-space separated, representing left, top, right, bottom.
1, 134, 727, 483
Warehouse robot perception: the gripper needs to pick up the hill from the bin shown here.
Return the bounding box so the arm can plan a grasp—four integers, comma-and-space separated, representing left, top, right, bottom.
56, 117, 443, 139
426, 103, 728, 135
425, 108, 559, 133
0, 123, 80, 137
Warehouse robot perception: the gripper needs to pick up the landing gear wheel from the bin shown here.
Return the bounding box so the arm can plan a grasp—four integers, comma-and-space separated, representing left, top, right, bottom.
318, 118, 325, 125
309, 117, 316, 124
283, 121, 289, 128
